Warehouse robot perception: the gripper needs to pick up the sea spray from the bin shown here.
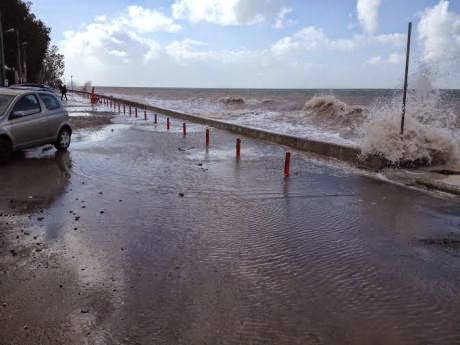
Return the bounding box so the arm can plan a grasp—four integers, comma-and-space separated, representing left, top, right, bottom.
360, 76, 460, 165
81, 81, 92, 93
360, 110, 459, 164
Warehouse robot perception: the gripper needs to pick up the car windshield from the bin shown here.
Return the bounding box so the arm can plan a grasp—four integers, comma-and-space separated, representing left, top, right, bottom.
0, 95, 15, 115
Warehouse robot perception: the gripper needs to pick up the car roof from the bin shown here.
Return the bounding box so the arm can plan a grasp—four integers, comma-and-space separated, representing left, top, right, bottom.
0, 87, 31, 96
10, 83, 53, 88
9, 85, 53, 91
0, 87, 55, 97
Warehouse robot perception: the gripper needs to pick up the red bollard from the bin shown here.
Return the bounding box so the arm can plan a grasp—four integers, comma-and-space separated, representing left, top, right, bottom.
205, 128, 210, 146
144, 109, 147, 121
135, 107, 138, 118
284, 152, 291, 177
236, 138, 241, 159
167, 118, 170, 130
182, 122, 186, 136
154, 113, 157, 124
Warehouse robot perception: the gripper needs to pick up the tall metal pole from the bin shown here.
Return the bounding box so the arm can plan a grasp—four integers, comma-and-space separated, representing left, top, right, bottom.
21, 42, 27, 82
0, 11, 6, 87
400, 22, 412, 135
15, 30, 22, 83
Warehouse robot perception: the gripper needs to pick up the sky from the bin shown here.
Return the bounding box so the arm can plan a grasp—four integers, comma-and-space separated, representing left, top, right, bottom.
30, 0, 460, 89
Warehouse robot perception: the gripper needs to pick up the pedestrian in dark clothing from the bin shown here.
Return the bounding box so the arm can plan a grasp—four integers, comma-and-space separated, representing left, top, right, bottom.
61, 85, 68, 101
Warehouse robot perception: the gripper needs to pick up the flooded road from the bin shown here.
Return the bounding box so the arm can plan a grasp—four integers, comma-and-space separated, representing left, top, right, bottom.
1, 95, 460, 344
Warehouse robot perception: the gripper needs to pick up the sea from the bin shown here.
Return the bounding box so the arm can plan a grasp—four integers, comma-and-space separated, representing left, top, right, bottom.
96, 86, 460, 165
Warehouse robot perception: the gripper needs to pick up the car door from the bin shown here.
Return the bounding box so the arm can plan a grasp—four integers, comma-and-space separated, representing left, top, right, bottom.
38, 93, 64, 140
7, 94, 48, 148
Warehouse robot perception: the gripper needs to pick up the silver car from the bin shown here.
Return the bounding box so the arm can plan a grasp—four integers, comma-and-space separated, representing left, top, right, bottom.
0, 88, 72, 163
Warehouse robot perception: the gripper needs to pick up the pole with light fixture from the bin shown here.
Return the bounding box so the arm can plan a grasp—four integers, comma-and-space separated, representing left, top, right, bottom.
21, 41, 27, 82
6, 28, 22, 83
0, 10, 5, 86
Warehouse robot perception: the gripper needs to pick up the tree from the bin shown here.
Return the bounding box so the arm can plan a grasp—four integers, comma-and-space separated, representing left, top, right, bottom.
1, 0, 51, 83
40, 45, 64, 86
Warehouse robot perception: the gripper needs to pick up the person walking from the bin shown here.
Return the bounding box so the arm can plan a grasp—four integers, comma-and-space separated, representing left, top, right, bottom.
61, 84, 68, 101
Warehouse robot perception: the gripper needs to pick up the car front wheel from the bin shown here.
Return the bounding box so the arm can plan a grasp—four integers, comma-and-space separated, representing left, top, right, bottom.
55, 128, 71, 151
0, 137, 13, 164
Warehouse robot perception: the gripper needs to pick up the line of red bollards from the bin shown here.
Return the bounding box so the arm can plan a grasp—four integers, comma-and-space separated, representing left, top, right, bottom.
88, 94, 292, 177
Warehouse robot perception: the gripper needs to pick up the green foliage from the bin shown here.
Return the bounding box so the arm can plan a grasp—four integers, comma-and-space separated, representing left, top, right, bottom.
40, 45, 64, 85
1, 0, 51, 83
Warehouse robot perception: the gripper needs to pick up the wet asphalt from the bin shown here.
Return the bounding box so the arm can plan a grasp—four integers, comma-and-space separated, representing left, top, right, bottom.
1, 95, 460, 345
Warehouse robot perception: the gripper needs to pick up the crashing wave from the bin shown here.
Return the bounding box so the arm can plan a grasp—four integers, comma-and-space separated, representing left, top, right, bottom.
303, 95, 366, 129
220, 97, 245, 106
360, 98, 459, 165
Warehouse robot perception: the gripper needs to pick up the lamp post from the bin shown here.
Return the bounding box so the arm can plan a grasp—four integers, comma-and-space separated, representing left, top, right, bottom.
0, 10, 5, 86
6, 28, 22, 83
21, 41, 27, 82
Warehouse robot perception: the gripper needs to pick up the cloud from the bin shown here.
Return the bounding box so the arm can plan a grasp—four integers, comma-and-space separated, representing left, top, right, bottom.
60, 6, 177, 82
165, 38, 258, 66
357, 0, 382, 34
418, 0, 460, 62
367, 52, 404, 65
271, 26, 359, 56
94, 15, 107, 22
367, 55, 382, 65
171, 0, 286, 26
274, 7, 292, 29
108, 50, 127, 58
165, 39, 210, 63
126, 6, 181, 33
387, 52, 404, 64
374, 33, 406, 47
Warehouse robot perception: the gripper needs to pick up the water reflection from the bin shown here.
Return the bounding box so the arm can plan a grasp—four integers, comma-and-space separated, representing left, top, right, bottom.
0, 150, 71, 213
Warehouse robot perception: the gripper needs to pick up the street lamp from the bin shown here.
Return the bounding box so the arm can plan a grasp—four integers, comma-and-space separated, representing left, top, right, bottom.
21, 41, 27, 82
0, 10, 6, 86
5, 28, 22, 83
